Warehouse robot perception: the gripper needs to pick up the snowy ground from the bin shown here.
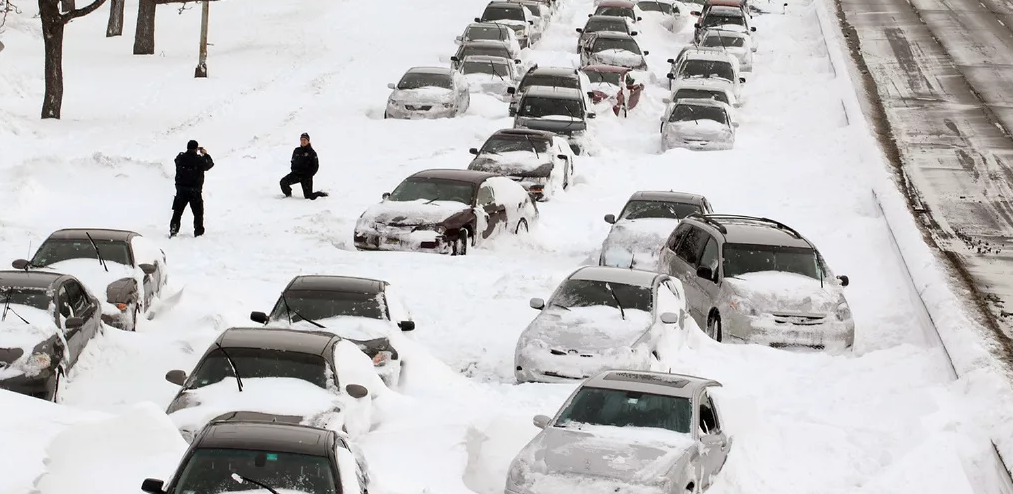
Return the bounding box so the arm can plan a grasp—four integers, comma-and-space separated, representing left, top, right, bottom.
0, 0, 1007, 492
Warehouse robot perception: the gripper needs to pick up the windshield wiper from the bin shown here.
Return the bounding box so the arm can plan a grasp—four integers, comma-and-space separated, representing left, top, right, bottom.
231, 473, 280, 494
523, 135, 541, 159
1, 287, 29, 324
424, 197, 440, 204
215, 342, 244, 392
603, 282, 626, 320
84, 233, 109, 272
550, 301, 571, 311
281, 294, 325, 328
489, 60, 504, 80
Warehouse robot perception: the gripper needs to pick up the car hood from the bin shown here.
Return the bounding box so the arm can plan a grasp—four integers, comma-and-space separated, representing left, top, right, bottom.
39, 258, 137, 313
0, 305, 62, 379
590, 50, 645, 67
665, 119, 732, 139
521, 306, 652, 351
267, 316, 394, 341
516, 116, 587, 133
469, 152, 553, 177
520, 425, 694, 485
725, 271, 844, 313
359, 199, 472, 226
390, 87, 455, 104
465, 72, 513, 85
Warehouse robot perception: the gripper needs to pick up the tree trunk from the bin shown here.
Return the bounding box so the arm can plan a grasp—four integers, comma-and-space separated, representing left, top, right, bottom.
60, 0, 75, 11
132, 0, 156, 54
40, 0, 66, 119
106, 0, 124, 37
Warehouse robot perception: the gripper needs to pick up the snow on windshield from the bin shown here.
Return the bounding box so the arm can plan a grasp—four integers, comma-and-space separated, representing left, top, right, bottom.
173, 445, 337, 494
397, 72, 452, 90
592, 38, 641, 54
269, 290, 385, 322
518, 96, 583, 118
557, 387, 693, 433
679, 60, 734, 80
703, 33, 746, 47
388, 178, 476, 204
668, 104, 728, 125
552, 279, 653, 312
619, 200, 701, 220
673, 87, 729, 104
466, 24, 511, 41
722, 243, 820, 279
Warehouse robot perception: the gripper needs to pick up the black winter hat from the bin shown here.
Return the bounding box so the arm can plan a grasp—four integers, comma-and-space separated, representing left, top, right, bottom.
187, 140, 199, 150
300, 132, 310, 140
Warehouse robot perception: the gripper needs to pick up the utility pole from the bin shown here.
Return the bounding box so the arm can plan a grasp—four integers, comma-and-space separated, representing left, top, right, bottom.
194, 0, 209, 78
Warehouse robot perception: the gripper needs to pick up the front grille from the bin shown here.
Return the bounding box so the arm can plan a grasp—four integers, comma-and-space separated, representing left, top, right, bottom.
770, 342, 825, 350
542, 371, 586, 379
771, 313, 826, 325
405, 105, 432, 111
549, 348, 594, 357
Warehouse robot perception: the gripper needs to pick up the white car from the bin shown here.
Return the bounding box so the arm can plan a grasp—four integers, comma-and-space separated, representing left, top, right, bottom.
661, 98, 737, 150
385, 67, 471, 119
514, 266, 691, 383
667, 79, 739, 112
697, 28, 755, 71
600, 191, 714, 270
459, 55, 521, 97
579, 31, 649, 71
466, 128, 576, 201
667, 51, 744, 101
455, 22, 523, 59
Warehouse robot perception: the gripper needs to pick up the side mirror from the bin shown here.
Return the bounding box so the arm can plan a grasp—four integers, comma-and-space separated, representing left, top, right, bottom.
751, 26, 756, 31
691, 10, 701, 15
532, 414, 551, 429
528, 20, 534, 24
250, 311, 269, 324
509, 108, 518, 117
604, 214, 616, 224
11, 259, 29, 270
576, 27, 583, 32
660, 312, 680, 324
666, 73, 675, 79
587, 112, 596, 119
469, 147, 480, 155
141, 479, 165, 494
139, 263, 157, 275
643, 50, 649, 55
667, 58, 675, 63
345, 384, 369, 399
398, 320, 416, 331
514, 59, 522, 64
637, 16, 643, 20
838, 275, 849, 287
64, 316, 85, 329
474, 17, 482, 22
587, 91, 595, 99
696, 265, 713, 280
694, 23, 700, 28
631, 31, 638, 35
557, 154, 567, 160
662, 97, 671, 103
381, 192, 391, 200
455, 35, 463, 44
506, 86, 516, 94
450, 56, 460, 62
732, 121, 740, 128
529, 297, 545, 310
165, 369, 187, 386
588, 13, 593, 17
739, 77, 746, 83
387, 82, 396, 90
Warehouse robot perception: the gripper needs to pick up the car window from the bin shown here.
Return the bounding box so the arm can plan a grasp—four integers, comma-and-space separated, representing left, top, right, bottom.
174, 448, 337, 494
56, 285, 73, 319
674, 226, 708, 265
186, 348, 329, 390
698, 237, 719, 277
666, 223, 691, 250
555, 387, 693, 434
64, 280, 91, 314
476, 185, 495, 205
699, 391, 720, 434
31, 238, 132, 267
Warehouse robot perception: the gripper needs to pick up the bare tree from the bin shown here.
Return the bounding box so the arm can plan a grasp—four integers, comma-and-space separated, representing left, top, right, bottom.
106, 0, 123, 36
39, 0, 109, 118
133, 0, 190, 55
1, 0, 22, 29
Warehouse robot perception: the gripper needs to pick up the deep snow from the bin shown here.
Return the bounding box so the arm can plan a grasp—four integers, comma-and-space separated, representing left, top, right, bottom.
0, 0, 1009, 492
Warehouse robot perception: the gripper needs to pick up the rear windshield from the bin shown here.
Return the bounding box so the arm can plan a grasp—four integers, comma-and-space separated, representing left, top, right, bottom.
703, 14, 744, 27
483, 5, 525, 21
703, 33, 745, 47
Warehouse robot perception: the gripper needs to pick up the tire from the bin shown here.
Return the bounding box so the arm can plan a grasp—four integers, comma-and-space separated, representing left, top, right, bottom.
515, 218, 529, 234
707, 313, 723, 342
453, 229, 469, 256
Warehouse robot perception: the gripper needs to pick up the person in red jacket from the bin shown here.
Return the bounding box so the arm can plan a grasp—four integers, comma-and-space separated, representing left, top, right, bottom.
280, 133, 329, 200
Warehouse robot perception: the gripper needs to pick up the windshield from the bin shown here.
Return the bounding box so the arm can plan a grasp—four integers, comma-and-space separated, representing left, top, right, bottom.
584, 18, 628, 33
551, 279, 652, 311
462, 60, 511, 76
669, 104, 728, 124
517, 96, 584, 118
397, 72, 452, 90
637, 2, 673, 13
466, 25, 510, 41
673, 88, 729, 104
519, 74, 579, 91
31, 238, 132, 267
483, 5, 525, 21
679, 60, 734, 80
723, 243, 820, 279
174, 448, 336, 494
591, 37, 641, 54
703, 14, 744, 27
269, 290, 385, 322
703, 33, 745, 47
481, 134, 551, 154
0, 286, 51, 311
460, 45, 511, 59
595, 6, 635, 19
555, 387, 692, 434
619, 200, 702, 220
387, 178, 477, 204
583, 69, 623, 85
186, 348, 329, 390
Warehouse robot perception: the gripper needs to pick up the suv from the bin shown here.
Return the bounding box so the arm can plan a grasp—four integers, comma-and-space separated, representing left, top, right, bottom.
657, 214, 854, 352
513, 86, 596, 154
506, 65, 595, 115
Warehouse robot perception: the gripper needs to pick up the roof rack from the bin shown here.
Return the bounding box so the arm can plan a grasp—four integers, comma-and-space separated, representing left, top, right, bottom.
693, 214, 804, 239
526, 63, 539, 73
686, 212, 727, 234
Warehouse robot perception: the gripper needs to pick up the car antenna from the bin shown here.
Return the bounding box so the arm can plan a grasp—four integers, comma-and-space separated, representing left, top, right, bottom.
215, 341, 244, 392
84, 232, 109, 272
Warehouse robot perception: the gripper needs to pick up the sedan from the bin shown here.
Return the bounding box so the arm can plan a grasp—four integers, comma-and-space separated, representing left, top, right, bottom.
661, 98, 737, 150
467, 128, 575, 201
600, 191, 714, 270
455, 22, 523, 59
385, 67, 471, 119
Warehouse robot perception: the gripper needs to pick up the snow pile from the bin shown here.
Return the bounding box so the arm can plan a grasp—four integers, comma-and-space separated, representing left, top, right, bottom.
43, 258, 141, 314
725, 271, 843, 312
0, 305, 63, 374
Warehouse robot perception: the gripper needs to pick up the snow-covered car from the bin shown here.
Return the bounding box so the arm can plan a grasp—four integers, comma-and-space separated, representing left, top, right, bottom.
384, 67, 471, 119
667, 51, 744, 100
697, 28, 755, 71
658, 214, 855, 352
514, 266, 690, 383
249, 274, 415, 387
600, 191, 714, 270
12, 228, 168, 332
353, 169, 539, 255
576, 15, 637, 54
691, 0, 750, 20
505, 370, 732, 493
579, 32, 649, 70
581, 64, 645, 117
163, 327, 384, 442
455, 22, 523, 59
661, 98, 737, 150
693, 5, 755, 43
459, 55, 521, 96
450, 40, 521, 71
0, 270, 103, 401
636, 0, 686, 31
140, 419, 371, 494
666, 79, 738, 115
476, 1, 540, 48
467, 128, 576, 201
513, 86, 596, 155
666, 45, 727, 85
506, 0, 551, 34
591, 0, 643, 23
507, 65, 595, 116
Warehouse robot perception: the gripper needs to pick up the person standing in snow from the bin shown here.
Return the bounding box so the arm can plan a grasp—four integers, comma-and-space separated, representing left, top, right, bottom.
280, 132, 328, 200
169, 140, 215, 238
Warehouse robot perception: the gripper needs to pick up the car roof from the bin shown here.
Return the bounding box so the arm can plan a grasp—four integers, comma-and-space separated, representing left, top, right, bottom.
486, 1, 526, 8
528, 66, 578, 77
284, 275, 385, 294
214, 327, 338, 356
597, 0, 636, 6
43, 228, 138, 242
522, 86, 584, 99
687, 214, 814, 248
0, 270, 65, 289
406, 66, 452, 76
463, 40, 512, 48
492, 128, 558, 140
708, 5, 744, 14
707, 0, 743, 6
409, 168, 499, 183
464, 55, 512, 63
568, 265, 661, 287
591, 31, 636, 40
467, 21, 512, 29
583, 370, 720, 399
587, 14, 631, 23
629, 190, 707, 204
197, 420, 334, 457
673, 97, 730, 109
582, 64, 630, 73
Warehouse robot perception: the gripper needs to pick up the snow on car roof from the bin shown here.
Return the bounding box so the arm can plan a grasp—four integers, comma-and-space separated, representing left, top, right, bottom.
493, 128, 558, 139
0, 269, 64, 289
708, 5, 744, 15
286, 275, 385, 294
581, 64, 630, 73
46, 228, 137, 242
199, 420, 334, 456
523, 86, 584, 99
568, 265, 660, 287
528, 66, 578, 77
629, 191, 707, 204
406, 66, 453, 75
585, 370, 721, 398
591, 31, 637, 40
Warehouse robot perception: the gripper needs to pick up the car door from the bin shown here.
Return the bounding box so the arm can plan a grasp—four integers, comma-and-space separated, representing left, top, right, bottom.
671, 226, 709, 324
476, 181, 506, 239
65, 280, 100, 340
694, 235, 721, 311
697, 390, 731, 484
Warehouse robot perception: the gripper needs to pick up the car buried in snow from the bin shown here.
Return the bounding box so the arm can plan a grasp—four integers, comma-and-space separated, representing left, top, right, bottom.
467, 128, 576, 201
660, 98, 737, 150
384, 67, 471, 119
691, 0, 750, 21
658, 214, 855, 351
666, 79, 739, 115
667, 51, 744, 101
476, 1, 540, 48
505, 370, 732, 494
12, 228, 168, 332
514, 266, 690, 383
140, 419, 370, 494
693, 5, 755, 43
600, 191, 714, 270
459, 55, 521, 96
455, 22, 523, 59
353, 169, 539, 256
507, 65, 596, 116
579, 32, 649, 71
162, 327, 383, 443
0, 270, 103, 402
696, 28, 756, 71
451, 40, 522, 71
581, 64, 646, 117
576, 15, 637, 54
249, 274, 415, 387
505, 0, 551, 34
513, 86, 596, 155
635, 0, 686, 32
591, 0, 643, 23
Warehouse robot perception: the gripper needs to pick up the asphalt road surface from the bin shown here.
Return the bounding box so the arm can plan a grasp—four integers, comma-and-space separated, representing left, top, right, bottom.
835, 0, 1013, 344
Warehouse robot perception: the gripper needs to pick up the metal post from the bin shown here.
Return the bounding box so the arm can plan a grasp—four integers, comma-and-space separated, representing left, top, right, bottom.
194, 0, 209, 78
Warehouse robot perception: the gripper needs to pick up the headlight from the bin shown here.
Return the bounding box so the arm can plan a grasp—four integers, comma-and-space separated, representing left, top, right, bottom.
506, 460, 529, 489
372, 350, 393, 366
15, 352, 52, 377
442, 102, 455, 109
835, 303, 852, 321
729, 298, 759, 316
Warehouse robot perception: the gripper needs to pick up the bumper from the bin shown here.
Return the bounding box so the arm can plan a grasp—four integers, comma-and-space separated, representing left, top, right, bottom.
662, 136, 734, 151
353, 227, 454, 254
729, 312, 856, 353
0, 371, 56, 400
514, 350, 650, 383
385, 104, 457, 119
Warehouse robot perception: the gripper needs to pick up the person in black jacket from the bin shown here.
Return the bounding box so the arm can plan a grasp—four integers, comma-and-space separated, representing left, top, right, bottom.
280, 133, 328, 200
169, 140, 215, 238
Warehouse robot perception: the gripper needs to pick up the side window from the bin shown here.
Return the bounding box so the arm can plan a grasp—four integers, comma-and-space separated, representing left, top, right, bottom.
65, 281, 90, 314
698, 237, 719, 275
664, 279, 684, 301
666, 223, 691, 250
699, 391, 720, 434
56, 285, 73, 319
674, 226, 707, 265
476, 184, 495, 205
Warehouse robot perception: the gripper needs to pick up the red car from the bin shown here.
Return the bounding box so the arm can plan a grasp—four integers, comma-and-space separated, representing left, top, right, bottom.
581, 64, 645, 117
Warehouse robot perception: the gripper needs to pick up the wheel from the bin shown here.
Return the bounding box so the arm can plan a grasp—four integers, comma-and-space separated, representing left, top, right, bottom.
452, 229, 469, 256
515, 218, 529, 234
707, 313, 723, 341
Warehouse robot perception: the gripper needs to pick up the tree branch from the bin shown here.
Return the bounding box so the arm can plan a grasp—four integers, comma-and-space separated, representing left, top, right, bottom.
61, 0, 108, 22
1, 0, 22, 29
